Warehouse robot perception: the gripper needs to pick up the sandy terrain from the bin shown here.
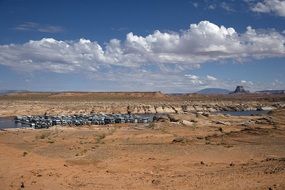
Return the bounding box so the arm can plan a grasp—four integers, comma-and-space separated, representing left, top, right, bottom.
0, 92, 285, 189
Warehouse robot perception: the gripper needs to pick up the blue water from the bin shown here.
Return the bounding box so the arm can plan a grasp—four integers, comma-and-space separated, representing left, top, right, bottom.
218, 110, 269, 116
0, 117, 24, 129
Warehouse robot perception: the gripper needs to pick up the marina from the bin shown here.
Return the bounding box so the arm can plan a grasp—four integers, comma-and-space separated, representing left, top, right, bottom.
11, 114, 155, 129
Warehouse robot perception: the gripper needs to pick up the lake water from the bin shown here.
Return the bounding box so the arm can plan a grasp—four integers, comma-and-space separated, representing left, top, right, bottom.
218, 110, 269, 116
0, 117, 25, 129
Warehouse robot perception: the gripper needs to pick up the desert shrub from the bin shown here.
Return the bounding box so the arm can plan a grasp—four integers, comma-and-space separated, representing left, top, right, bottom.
95, 133, 106, 143
22, 151, 28, 157
36, 131, 51, 140
147, 123, 155, 129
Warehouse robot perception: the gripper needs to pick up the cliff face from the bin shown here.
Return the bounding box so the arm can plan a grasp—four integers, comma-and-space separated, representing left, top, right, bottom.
1, 91, 284, 117
0, 99, 280, 117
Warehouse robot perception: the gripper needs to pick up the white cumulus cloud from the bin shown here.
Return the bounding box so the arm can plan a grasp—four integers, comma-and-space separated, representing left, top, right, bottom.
251, 0, 285, 17
241, 80, 254, 86
0, 20, 284, 74
207, 75, 217, 81
185, 74, 199, 80
184, 74, 204, 85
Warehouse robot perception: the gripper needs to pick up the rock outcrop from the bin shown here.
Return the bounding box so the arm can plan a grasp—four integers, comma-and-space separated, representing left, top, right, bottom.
231, 86, 249, 94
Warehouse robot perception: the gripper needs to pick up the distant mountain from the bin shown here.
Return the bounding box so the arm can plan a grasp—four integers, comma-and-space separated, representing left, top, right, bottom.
196, 88, 230, 94
0, 90, 30, 95
256, 90, 285, 94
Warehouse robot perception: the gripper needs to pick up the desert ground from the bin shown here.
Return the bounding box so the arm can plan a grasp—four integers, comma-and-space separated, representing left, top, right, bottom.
0, 92, 285, 190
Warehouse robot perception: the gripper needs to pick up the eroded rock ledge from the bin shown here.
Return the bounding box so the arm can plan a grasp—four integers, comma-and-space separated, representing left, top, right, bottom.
0, 100, 283, 117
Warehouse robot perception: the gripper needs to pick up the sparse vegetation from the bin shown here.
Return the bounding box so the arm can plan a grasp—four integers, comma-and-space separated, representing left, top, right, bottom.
47, 139, 55, 144
95, 133, 106, 144
22, 151, 28, 157
147, 122, 155, 129
36, 131, 51, 140
75, 149, 87, 156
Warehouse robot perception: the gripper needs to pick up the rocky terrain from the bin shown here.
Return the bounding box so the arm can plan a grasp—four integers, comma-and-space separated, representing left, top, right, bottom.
1, 99, 282, 117
0, 92, 284, 117
0, 92, 284, 190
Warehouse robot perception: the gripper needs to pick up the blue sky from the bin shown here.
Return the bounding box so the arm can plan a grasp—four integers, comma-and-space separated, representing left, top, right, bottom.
0, 0, 284, 92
